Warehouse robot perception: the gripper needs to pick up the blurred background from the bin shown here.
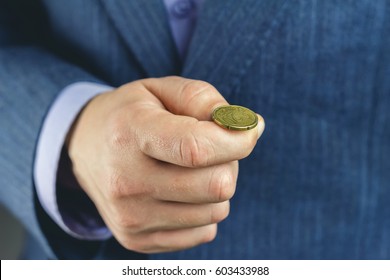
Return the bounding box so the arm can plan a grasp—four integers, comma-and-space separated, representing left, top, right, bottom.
0, 204, 25, 259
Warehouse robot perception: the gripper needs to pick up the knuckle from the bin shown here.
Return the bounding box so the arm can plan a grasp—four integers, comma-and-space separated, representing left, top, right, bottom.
138, 231, 177, 253
181, 80, 216, 108
179, 133, 212, 167
107, 171, 149, 200
119, 231, 160, 253
202, 225, 218, 243
138, 130, 170, 157
176, 215, 192, 227
209, 168, 236, 201
211, 202, 230, 223
107, 118, 130, 151
118, 237, 149, 253
126, 242, 150, 254
116, 236, 133, 251
107, 172, 128, 200
108, 129, 127, 151
182, 80, 214, 98
148, 232, 167, 251
106, 108, 137, 152
115, 213, 143, 233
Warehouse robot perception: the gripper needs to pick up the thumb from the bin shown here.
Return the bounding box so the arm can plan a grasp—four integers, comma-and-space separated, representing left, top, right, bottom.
142, 76, 229, 121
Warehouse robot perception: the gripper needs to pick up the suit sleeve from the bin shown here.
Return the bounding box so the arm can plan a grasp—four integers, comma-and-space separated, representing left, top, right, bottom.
34, 82, 113, 240
0, 1, 107, 259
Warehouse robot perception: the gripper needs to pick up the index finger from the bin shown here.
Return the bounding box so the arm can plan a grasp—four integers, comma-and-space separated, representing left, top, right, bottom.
143, 76, 228, 121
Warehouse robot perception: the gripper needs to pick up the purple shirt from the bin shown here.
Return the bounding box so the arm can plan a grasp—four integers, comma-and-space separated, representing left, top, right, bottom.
34, 0, 204, 240
164, 0, 204, 59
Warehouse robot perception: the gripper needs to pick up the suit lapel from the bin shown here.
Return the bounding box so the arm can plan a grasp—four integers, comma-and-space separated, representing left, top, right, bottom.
183, 0, 291, 98
100, 0, 181, 77
100, 0, 291, 90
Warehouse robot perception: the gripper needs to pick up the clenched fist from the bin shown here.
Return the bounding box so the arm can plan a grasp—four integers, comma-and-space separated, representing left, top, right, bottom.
67, 76, 264, 253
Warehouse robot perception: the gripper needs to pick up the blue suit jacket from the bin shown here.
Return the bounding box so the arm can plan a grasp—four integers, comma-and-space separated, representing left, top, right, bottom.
1, 0, 389, 259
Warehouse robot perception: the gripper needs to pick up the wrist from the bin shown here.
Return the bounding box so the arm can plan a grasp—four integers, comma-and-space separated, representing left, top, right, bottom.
34, 81, 113, 239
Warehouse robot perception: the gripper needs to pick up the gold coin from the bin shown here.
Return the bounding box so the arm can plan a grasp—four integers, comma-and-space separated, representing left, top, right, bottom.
212, 105, 258, 130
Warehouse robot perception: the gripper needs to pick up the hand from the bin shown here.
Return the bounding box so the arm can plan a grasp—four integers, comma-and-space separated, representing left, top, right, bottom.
67, 76, 265, 253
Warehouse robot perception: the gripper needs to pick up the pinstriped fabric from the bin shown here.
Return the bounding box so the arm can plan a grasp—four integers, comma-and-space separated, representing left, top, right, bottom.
100, 0, 181, 77
1, 0, 390, 259
183, 0, 288, 96
0, 46, 103, 258
153, 0, 390, 259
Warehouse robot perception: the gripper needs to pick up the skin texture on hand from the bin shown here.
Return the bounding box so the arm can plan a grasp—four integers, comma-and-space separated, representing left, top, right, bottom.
67, 76, 265, 253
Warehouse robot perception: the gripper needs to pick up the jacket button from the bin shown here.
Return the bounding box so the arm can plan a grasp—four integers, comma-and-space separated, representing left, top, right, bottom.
171, 0, 195, 19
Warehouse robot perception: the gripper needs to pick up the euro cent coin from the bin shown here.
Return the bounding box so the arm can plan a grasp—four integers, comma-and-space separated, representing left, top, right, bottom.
212, 105, 258, 130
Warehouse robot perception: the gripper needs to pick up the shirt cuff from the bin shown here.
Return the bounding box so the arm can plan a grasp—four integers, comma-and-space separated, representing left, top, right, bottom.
34, 82, 113, 240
